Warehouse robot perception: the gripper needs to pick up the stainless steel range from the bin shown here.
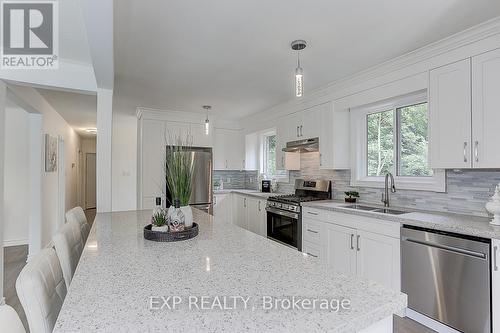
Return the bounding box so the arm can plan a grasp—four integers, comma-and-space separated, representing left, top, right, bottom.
266, 179, 331, 251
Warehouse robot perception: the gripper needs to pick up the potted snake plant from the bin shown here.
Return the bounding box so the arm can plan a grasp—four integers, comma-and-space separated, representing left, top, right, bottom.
165, 133, 195, 228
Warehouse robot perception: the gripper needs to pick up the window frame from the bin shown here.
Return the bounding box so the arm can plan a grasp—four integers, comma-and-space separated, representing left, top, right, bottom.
351, 91, 445, 192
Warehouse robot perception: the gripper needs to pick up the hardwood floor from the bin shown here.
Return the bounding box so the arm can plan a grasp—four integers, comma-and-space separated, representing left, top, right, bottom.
4, 244, 29, 332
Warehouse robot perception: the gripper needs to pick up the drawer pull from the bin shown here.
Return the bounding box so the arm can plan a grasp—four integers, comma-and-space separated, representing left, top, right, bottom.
307, 212, 319, 216
356, 235, 360, 251
306, 228, 318, 234
350, 234, 354, 250
306, 252, 318, 258
494, 246, 498, 271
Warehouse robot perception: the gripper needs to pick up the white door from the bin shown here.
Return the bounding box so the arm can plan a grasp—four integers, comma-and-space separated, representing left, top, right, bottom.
85, 153, 96, 209
355, 230, 400, 290
325, 223, 357, 275
472, 49, 500, 168
57, 137, 65, 229
429, 59, 472, 168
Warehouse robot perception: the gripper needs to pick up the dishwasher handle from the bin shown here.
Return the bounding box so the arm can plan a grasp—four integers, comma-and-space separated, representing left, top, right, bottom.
402, 236, 487, 260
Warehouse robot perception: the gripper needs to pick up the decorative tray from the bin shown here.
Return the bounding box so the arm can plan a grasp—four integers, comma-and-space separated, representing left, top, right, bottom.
144, 223, 199, 242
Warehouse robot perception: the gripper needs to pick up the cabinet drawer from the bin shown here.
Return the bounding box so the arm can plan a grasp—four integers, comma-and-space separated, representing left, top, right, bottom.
302, 218, 323, 244
302, 241, 321, 260
302, 207, 330, 221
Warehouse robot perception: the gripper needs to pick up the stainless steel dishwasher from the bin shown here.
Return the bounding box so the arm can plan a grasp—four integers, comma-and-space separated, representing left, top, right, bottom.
401, 225, 491, 333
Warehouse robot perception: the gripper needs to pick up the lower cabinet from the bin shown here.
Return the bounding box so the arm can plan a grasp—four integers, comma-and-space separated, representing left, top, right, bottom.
231, 194, 267, 237
213, 194, 230, 223
303, 208, 401, 291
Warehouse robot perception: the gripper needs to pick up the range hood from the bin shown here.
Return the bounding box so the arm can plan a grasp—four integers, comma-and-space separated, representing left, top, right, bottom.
282, 137, 319, 153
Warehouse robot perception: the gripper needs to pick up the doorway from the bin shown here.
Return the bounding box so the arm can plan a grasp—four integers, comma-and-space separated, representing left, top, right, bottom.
85, 153, 96, 209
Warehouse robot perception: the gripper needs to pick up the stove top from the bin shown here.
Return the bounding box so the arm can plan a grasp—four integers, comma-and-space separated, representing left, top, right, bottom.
268, 194, 324, 204
266, 179, 332, 209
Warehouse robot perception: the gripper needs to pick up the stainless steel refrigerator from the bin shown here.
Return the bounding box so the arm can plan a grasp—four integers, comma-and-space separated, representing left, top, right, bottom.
165, 146, 213, 214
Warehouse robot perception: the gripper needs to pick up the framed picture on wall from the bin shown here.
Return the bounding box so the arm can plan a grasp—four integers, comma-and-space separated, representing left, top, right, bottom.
45, 134, 58, 172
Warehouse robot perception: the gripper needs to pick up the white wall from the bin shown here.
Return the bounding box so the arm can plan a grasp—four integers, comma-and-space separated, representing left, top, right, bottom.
3, 106, 30, 246
112, 109, 137, 212
8, 85, 81, 247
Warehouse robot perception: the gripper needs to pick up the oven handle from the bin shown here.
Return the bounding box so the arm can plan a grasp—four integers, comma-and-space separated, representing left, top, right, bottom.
266, 207, 299, 219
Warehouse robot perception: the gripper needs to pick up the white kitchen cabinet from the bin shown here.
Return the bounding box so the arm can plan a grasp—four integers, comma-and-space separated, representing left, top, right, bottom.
356, 230, 401, 291
493, 239, 500, 333
429, 58, 472, 169
214, 194, 230, 223
325, 223, 357, 276
245, 132, 259, 170
472, 48, 500, 168
141, 119, 166, 208
213, 128, 245, 170
287, 112, 303, 140
165, 121, 190, 142
302, 208, 401, 291
190, 123, 212, 147
275, 117, 288, 170
231, 194, 267, 237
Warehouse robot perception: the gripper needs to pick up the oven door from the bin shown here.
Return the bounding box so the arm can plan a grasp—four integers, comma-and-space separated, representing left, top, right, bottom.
266, 207, 299, 250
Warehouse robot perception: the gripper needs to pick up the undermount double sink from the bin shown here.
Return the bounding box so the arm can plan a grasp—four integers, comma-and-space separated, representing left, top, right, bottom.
342, 204, 408, 215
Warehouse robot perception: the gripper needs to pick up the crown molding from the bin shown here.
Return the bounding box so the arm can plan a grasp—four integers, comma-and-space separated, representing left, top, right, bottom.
243, 16, 500, 125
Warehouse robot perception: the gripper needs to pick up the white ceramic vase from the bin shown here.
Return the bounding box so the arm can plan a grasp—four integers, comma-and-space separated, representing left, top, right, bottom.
167, 205, 193, 228
486, 184, 500, 226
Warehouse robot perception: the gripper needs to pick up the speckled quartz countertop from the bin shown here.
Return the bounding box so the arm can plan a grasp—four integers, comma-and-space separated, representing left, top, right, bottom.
214, 189, 290, 199
54, 209, 406, 333
302, 200, 500, 239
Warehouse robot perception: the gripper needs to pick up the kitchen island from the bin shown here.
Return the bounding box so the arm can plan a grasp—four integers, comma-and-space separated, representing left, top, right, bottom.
53, 209, 406, 333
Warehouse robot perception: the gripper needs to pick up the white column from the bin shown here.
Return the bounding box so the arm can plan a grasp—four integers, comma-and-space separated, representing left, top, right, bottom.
96, 88, 113, 212
28, 113, 43, 260
0, 80, 6, 303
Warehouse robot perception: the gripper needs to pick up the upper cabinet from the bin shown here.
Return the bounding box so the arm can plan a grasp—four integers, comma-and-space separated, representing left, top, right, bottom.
245, 132, 259, 170
430, 50, 500, 169
472, 49, 500, 168
275, 102, 350, 170
213, 128, 245, 170
429, 59, 472, 169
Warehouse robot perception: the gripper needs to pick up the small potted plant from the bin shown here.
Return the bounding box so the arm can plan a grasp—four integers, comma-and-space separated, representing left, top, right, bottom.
151, 209, 169, 232
344, 191, 360, 203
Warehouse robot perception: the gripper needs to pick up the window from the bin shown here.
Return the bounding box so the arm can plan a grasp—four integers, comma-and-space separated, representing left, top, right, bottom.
352, 92, 444, 192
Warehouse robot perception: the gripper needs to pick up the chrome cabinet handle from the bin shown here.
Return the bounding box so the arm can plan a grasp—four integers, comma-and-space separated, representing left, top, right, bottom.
494, 246, 498, 271
244, 198, 246, 208
300, 125, 303, 137
225, 160, 228, 169
319, 153, 322, 166
463, 141, 468, 163
356, 235, 360, 251
306, 252, 318, 258
350, 234, 354, 250
258, 201, 261, 211
474, 141, 479, 163
296, 126, 299, 137
307, 211, 319, 216
306, 228, 318, 234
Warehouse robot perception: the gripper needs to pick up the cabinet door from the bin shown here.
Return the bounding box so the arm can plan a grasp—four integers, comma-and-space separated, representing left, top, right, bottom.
325, 223, 357, 275
213, 129, 228, 170
301, 106, 322, 139
245, 133, 259, 170
429, 59, 472, 168
227, 130, 245, 170
165, 121, 191, 142
287, 112, 303, 140
472, 49, 500, 168
356, 230, 400, 291
493, 239, 500, 333
232, 195, 247, 228
213, 194, 228, 222
275, 117, 287, 170
317, 103, 335, 169
258, 199, 267, 237
246, 197, 260, 234
142, 120, 166, 200
190, 123, 211, 147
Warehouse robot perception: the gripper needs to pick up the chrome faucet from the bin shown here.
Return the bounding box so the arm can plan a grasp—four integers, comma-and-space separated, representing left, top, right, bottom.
381, 172, 396, 207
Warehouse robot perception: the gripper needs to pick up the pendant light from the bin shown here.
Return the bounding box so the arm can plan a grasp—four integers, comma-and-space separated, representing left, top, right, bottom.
203, 105, 211, 135
291, 40, 307, 97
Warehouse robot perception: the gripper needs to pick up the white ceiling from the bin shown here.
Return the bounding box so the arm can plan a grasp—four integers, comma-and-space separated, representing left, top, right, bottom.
114, 0, 500, 119
37, 88, 97, 138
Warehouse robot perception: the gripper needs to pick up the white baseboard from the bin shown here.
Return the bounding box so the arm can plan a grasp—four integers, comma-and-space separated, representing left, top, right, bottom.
406, 308, 461, 333
3, 238, 28, 247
